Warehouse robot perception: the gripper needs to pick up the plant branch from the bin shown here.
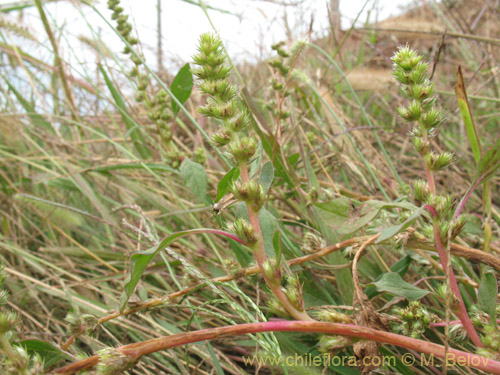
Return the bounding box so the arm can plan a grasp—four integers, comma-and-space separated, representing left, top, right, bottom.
432, 222, 483, 347
52, 321, 500, 374
239, 163, 313, 321
60, 236, 500, 348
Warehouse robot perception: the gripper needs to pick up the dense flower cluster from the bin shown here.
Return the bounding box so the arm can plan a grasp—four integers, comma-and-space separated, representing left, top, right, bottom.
392, 46, 465, 242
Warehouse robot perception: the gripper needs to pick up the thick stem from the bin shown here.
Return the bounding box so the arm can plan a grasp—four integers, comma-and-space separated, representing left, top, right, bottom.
433, 223, 483, 347
60, 236, 500, 349
53, 321, 500, 375
239, 163, 313, 321
422, 142, 482, 347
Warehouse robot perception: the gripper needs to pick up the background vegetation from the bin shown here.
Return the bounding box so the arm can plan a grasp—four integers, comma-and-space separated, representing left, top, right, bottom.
0, 0, 499, 374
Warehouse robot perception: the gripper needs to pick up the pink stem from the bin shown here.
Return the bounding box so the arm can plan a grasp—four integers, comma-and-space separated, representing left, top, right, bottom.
203, 229, 246, 245
425, 163, 436, 194
433, 223, 483, 347
454, 182, 479, 219
54, 321, 500, 374
239, 164, 313, 321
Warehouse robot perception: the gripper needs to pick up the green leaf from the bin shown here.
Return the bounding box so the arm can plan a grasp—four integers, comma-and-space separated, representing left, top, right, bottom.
314, 198, 351, 228
215, 167, 239, 203
273, 231, 282, 265
259, 161, 274, 193
171, 63, 193, 116
313, 207, 354, 305
337, 200, 417, 235
376, 206, 425, 243
92, 162, 179, 174
288, 153, 300, 165
258, 208, 279, 257
455, 66, 481, 165
478, 271, 498, 329
315, 199, 351, 216
365, 255, 413, 299
259, 133, 295, 187
303, 149, 319, 190
370, 272, 430, 300
17, 339, 71, 368
120, 229, 209, 311
180, 158, 208, 203
237, 204, 278, 257
476, 135, 500, 185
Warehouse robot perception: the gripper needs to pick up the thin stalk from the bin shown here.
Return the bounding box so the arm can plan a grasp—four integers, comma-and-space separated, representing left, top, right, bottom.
239, 163, 313, 321
432, 220, 483, 347
423, 144, 481, 345
59, 235, 500, 348
34, 0, 78, 121
416, 95, 481, 346
53, 321, 500, 375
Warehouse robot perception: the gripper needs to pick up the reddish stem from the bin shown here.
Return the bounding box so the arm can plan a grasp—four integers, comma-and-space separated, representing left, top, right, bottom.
53, 321, 500, 374
239, 163, 313, 321
423, 155, 482, 347
433, 223, 483, 347
425, 162, 436, 194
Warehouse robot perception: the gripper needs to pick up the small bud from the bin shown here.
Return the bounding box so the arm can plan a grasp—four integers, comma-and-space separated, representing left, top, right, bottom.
96, 348, 135, 375
198, 98, 237, 119
268, 57, 283, 70
279, 110, 290, 120
227, 137, 257, 162
134, 91, 145, 103
412, 136, 429, 155
398, 100, 421, 121
128, 67, 139, 78
421, 96, 437, 111
160, 107, 173, 121
200, 80, 237, 101
229, 218, 258, 246
0, 310, 17, 334
426, 151, 454, 171
413, 179, 430, 202
262, 258, 281, 286
450, 215, 466, 239
284, 286, 299, 307
231, 180, 265, 211
270, 78, 283, 91
271, 41, 286, 51
116, 14, 129, 25
225, 111, 250, 133
421, 108, 442, 129
222, 258, 240, 277
130, 53, 143, 66
302, 232, 325, 252
276, 47, 290, 58
267, 297, 289, 317
314, 309, 353, 323
318, 335, 353, 353
405, 82, 433, 100
211, 128, 232, 147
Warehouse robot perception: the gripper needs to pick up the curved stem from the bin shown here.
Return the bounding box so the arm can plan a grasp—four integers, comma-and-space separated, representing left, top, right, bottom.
433, 223, 483, 347
53, 321, 500, 375
59, 234, 500, 349
239, 163, 313, 321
